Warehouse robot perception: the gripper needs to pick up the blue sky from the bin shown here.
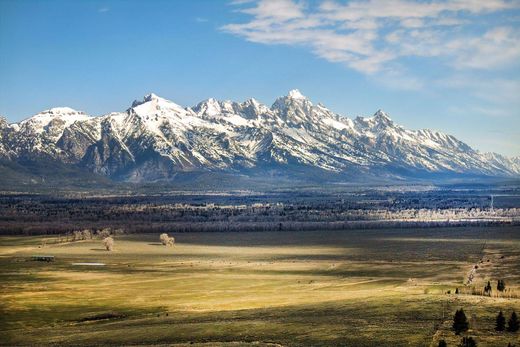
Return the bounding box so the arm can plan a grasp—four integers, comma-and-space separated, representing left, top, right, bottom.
1, 0, 519, 156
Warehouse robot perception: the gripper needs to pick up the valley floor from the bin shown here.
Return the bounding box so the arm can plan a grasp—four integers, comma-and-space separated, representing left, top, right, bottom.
1, 227, 520, 346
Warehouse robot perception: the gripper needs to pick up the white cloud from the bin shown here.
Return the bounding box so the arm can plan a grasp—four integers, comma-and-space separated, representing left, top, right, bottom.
318, 0, 517, 21
448, 27, 520, 69
241, 0, 304, 20
222, 0, 520, 77
400, 18, 425, 28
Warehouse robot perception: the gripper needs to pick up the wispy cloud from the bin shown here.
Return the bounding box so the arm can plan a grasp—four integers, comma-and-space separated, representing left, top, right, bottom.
221, 0, 520, 79
440, 76, 520, 105
98, 7, 110, 13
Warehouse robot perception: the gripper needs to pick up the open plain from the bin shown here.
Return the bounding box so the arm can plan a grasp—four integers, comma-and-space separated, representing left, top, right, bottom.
1, 226, 519, 346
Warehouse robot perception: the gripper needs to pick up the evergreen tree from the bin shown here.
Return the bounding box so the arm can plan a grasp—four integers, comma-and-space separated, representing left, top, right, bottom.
438, 339, 447, 347
496, 310, 506, 331
455, 287, 459, 294
484, 281, 492, 295
508, 311, 519, 332
453, 308, 469, 335
497, 279, 506, 292
459, 336, 477, 347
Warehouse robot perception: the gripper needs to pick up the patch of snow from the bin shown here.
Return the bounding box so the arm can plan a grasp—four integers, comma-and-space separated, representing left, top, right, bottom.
288, 89, 306, 99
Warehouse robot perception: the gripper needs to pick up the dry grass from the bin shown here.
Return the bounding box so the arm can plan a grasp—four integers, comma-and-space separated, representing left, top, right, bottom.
0, 227, 519, 346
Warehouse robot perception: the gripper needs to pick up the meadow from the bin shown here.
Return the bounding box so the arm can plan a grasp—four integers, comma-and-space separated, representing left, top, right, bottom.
1, 227, 519, 346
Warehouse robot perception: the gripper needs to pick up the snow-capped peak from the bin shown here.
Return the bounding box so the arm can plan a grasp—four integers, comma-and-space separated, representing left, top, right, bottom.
245, 97, 260, 106
242, 97, 264, 110
43, 107, 85, 115
2, 90, 519, 180
353, 110, 395, 131
373, 109, 391, 120
132, 93, 173, 107
14, 107, 91, 142
19, 107, 89, 125
239, 98, 269, 119
144, 93, 160, 100
288, 89, 306, 99
272, 89, 313, 112
131, 93, 186, 116
193, 98, 223, 117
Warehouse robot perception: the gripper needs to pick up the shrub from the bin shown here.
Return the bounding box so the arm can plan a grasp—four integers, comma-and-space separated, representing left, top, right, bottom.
497, 279, 506, 292
103, 237, 114, 251
453, 308, 469, 335
438, 339, 447, 347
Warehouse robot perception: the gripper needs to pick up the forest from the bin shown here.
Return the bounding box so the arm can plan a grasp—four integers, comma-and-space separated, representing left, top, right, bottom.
1, 183, 518, 235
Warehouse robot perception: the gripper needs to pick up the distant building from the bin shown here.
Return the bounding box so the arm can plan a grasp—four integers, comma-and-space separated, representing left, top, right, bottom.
31, 255, 54, 262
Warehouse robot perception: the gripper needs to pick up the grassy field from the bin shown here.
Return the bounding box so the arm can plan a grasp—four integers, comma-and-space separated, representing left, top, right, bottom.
1, 227, 519, 346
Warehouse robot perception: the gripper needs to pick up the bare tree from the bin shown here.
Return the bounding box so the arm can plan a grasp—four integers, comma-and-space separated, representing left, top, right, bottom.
159, 233, 175, 247
159, 233, 168, 245
72, 230, 83, 241
97, 228, 111, 239
103, 236, 114, 251
81, 229, 92, 240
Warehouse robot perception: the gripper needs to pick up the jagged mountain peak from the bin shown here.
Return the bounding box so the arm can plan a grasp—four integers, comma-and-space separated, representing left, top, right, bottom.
372, 109, 393, 126
130, 93, 187, 116
132, 93, 174, 107
287, 89, 306, 100
271, 90, 315, 119
273, 89, 310, 105
373, 109, 390, 120
243, 97, 260, 106
192, 98, 223, 116
1, 90, 518, 182
144, 92, 161, 101
354, 109, 395, 129
243, 97, 268, 109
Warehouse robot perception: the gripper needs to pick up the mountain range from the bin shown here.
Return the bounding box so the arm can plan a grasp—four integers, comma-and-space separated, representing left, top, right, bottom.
1, 90, 519, 186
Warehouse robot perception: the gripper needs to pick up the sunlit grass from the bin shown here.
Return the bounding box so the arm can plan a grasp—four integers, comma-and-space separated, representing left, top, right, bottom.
1, 227, 519, 346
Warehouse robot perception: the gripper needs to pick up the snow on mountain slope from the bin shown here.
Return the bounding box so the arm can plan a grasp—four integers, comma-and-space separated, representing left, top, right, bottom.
1, 90, 518, 182
4, 107, 92, 160
18, 107, 91, 139
0, 116, 10, 159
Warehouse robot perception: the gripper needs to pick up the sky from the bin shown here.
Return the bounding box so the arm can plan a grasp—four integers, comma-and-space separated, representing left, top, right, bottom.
0, 0, 519, 156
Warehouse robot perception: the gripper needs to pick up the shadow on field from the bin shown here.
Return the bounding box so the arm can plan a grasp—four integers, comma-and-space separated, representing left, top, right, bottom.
1, 295, 444, 347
